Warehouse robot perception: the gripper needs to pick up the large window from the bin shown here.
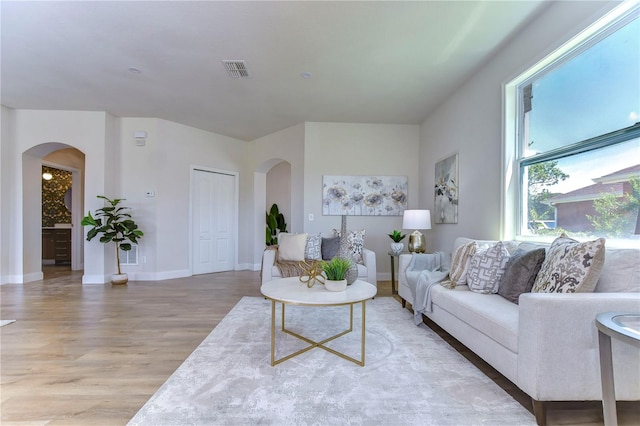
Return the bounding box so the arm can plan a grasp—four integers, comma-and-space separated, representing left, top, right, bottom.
508, 4, 639, 246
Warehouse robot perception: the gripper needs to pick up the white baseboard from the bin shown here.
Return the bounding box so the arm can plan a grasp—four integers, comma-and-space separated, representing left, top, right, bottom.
82, 274, 109, 284
131, 269, 191, 281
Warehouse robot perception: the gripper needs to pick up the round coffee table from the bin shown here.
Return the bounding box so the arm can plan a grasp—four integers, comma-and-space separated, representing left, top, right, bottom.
261, 277, 377, 366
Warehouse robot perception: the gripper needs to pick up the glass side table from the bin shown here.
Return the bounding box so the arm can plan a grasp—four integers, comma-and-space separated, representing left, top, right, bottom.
595, 312, 640, 426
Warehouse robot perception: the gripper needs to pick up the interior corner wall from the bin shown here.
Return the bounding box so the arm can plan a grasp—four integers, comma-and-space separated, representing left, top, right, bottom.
303, 122, 420, 278
1, 106, 17, 284
418, 0, 618, 253
250, 123, 305, 267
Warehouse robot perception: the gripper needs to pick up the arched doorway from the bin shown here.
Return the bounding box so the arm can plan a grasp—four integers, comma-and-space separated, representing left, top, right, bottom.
23, 143, 85, 281
253, 158, 292, 268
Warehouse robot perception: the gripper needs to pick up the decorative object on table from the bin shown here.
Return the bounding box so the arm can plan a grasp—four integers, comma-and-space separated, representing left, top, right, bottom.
434, 153, 458, 224
388, 230, 406, 254
298, 259, 325, 288
402, 209, 431, 253
265, 203, 287, 245
322, 175, 407, 216
320, 257, 352, 292
81, 195, 144, 285
336, 215, 359, 284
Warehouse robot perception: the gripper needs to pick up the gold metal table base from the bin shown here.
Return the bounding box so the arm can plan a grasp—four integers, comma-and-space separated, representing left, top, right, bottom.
269, 300, 367, 366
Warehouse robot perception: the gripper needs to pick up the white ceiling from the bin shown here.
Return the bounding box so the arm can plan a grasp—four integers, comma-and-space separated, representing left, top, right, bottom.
1, 1, 549, 141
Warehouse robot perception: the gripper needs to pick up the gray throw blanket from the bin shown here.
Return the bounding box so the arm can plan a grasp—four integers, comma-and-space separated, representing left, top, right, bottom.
405, 252, 450, 325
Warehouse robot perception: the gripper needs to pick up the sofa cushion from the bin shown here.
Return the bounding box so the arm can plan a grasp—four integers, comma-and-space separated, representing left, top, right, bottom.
277, 233, 308, 262
431, 285, 519, 353
498, 247, 546, 304
321, 236, 340, 260
595, 247, 640, 292
446, 241, 477, 287
532, 234, 606, 293
304, 233, 322, 260
467, 242, 510, 294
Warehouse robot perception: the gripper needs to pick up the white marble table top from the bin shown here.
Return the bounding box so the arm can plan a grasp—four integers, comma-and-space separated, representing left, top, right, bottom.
261, 277, 377, 306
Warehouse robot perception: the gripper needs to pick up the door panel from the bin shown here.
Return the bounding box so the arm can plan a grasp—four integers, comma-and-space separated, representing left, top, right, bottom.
192, 169, 235, 275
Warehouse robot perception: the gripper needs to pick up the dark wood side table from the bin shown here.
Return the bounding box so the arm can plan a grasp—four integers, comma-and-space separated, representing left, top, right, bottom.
388, 251, 409, 295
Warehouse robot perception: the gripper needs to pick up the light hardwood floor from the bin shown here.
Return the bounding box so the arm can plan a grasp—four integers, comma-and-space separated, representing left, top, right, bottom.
1, 266, 637, 425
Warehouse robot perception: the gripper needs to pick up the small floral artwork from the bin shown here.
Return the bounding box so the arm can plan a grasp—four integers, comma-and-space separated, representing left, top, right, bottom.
322, 175, 408, 216
434, 153, 458, 224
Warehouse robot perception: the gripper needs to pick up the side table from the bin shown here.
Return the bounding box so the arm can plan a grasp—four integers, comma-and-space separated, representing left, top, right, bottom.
595, 312, 640, 426
388, 251, 409, 295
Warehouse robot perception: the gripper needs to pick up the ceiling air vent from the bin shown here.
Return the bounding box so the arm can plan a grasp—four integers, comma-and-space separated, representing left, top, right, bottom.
222, 60, 250, 79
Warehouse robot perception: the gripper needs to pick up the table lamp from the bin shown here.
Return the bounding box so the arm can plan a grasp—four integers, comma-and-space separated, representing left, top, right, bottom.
402, 209, 431, 253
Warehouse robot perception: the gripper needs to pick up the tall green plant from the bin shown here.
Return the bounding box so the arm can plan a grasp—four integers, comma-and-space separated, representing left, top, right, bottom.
265, 203, 287, 245
81, 196, 144, 274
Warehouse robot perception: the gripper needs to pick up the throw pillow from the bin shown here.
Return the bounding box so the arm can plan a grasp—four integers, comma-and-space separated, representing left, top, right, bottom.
498, 247, 546, 304
467, 241, 510, 294
532, 234, 605, 293
346, 229, 366, 264
446, 241, 477, 287
321, 236, 341, 260
304, 233, 322, 260
277, 233, 308, 262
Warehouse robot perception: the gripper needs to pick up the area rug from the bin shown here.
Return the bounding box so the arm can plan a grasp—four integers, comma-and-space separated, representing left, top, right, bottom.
129, 297, 535, 426
0, 319, 16, 327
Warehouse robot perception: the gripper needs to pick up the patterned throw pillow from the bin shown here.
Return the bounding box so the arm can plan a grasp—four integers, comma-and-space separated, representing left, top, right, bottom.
442, 241, 477, 288
346, 229, 366, 264
467, 241, 510, 294
532, 234, 605, 293
304, 233, 322, 260
277, 233, 308, 262
498, 247, 546, 304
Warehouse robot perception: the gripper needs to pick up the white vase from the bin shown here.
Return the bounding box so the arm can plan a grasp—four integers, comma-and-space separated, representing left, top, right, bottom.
325, 279, 347, 292
111, 273, 128, 285
390, 242, 404, 254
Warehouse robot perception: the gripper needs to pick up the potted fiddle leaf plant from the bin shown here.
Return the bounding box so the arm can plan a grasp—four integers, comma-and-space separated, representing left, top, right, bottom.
320, 257, 352, 292
388, 230, 406, 254
81, 195, 143, 285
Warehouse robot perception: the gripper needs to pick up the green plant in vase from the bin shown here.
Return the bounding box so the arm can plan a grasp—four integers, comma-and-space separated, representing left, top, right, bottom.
265, 203, 287, 246
388, 230, 406, 254
321, 257, 352, 291
81, 195, 143, 285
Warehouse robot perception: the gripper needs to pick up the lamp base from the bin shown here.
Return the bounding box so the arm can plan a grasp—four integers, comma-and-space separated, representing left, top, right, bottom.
408, 230, 426, 253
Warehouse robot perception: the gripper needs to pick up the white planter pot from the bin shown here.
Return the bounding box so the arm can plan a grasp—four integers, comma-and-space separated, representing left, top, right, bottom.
111, 273, 128, 285
390, 242, 404, 254
325, 279, 347, 292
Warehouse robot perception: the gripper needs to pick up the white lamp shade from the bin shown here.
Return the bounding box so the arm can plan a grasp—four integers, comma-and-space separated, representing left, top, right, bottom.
402, 209, 431, 230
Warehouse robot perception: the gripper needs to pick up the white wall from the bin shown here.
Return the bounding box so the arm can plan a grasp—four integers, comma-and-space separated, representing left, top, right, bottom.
304, 122, 420, 278
118, 118, 249, 280
418, 0, 618, 253
0, 106, 16, 284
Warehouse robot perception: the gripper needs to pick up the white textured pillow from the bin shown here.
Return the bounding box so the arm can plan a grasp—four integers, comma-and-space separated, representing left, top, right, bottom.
447, 241, 477, 287
277, 233, 308, 262
532, 234, 605, 293
467, 241, 510, 294
304, 233, 322, 260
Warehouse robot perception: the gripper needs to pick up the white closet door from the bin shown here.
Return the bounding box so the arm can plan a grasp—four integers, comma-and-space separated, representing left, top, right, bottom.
192, 169, 235, 275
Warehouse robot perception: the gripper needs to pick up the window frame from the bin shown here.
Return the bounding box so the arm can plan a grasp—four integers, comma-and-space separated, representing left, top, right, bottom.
503, 2, 640, 246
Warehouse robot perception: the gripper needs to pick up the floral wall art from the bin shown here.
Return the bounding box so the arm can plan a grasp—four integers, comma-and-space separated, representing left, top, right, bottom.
434, 153, 458, 224
322, 175, 408, 216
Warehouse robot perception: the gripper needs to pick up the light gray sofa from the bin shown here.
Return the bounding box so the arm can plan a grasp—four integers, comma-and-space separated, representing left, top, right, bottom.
398, 236, 640, 425
261, 247, 377, 286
